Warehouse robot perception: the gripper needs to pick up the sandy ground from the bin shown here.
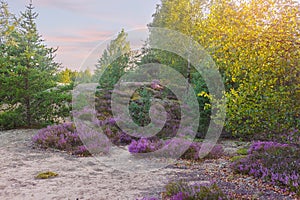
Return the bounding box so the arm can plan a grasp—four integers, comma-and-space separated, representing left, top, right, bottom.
0, 129, 181, 200
0, 129, 297, 200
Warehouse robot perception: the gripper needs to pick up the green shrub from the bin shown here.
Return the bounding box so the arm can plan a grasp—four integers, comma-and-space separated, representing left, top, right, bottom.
0, 109, 24, 130
230, 155, 247, 162
236, 148, 248, 155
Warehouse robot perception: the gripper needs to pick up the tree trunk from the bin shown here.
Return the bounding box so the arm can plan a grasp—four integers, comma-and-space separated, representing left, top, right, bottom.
24, 73, 31, 127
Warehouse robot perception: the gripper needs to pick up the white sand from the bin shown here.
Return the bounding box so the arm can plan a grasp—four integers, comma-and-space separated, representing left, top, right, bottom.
0, 129, 184, 200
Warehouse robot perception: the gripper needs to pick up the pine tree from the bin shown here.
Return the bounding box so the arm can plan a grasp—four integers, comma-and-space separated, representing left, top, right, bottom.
95, 29, 131, 89
16, 3, 60, 126
0, 1, 22, 128
0, 2, 71, 129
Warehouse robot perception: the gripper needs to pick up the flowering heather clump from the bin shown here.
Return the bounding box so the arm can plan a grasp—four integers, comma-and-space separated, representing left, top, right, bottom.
163, 180, 229, 200
104, 126, 133, 145
119, 131, 133, 144
94, 116, 118, 127
170, 192, 187, 200
162, 139, 224, 160
73, 145, 91, 156
76, 124, 111, 155
32, 122, 109, 156
231, 141, 300, 195
247, 141, 289, 154
32, 122, 79, 150
128, 138, 163, 154
202, 143, 224, 159
72, 107, 97, 121
129, 137, 224, 160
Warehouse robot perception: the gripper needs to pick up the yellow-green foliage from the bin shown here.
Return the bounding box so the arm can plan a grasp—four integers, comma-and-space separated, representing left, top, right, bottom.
150, 0, 300, 138
35, 171, 58, 179
230, 155, 247, 162
204, 0, 300, 136
237, 148, 248, 155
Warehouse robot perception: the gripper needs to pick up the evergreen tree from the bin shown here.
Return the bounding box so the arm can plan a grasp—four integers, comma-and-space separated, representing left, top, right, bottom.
95, 29, 131, 89
0, 2, 71, 129
17, 4, 60, 126
0, 1, 23, 128
76, 68, 93, 83
0, 1, 17, 44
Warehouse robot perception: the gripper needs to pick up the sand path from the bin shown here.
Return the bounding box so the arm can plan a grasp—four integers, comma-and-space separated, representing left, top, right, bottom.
0, 129, 180, 200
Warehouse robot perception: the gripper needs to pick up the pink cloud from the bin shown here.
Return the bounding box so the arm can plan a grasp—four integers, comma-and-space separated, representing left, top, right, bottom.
44, 30, 113, 44
42, 29, 115, 69
35, 0, 98, 12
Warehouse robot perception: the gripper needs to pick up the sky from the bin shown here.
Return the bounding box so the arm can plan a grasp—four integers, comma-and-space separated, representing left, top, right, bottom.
8, 0, 161, 71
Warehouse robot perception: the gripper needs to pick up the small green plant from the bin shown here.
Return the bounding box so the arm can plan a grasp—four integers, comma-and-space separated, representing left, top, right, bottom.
164, 180, 184, 197
35, 171, 58, 179
230, 155, 247, 162
193, 138, 204, 143
237, 148, 248, 155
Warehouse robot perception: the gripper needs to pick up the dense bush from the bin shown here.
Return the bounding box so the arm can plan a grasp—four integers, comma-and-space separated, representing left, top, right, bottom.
128, 85, 182, 139
32, 122, 110, 156
102, 125, 133, 146
96, 84, 188, 142
0, 109, 24, 130
149, 0, 300, 139
231, 141, 300, 195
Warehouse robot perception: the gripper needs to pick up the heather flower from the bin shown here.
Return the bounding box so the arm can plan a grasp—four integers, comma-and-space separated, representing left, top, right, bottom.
74, 145, 91, 156
201, 143, 224, 159
128, 137, 163, 154
231, 141, 300, 195
163, 180, 228, 200
119, 132, 133, 144
129, 137, 224, 161
163, 139, 224, 160
247, 141, 289, 154
170, 192, 187, 200
32, 122, 110, 156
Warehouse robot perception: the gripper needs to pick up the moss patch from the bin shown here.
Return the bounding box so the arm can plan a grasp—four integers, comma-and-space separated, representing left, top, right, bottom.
35, 171, 58, 179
